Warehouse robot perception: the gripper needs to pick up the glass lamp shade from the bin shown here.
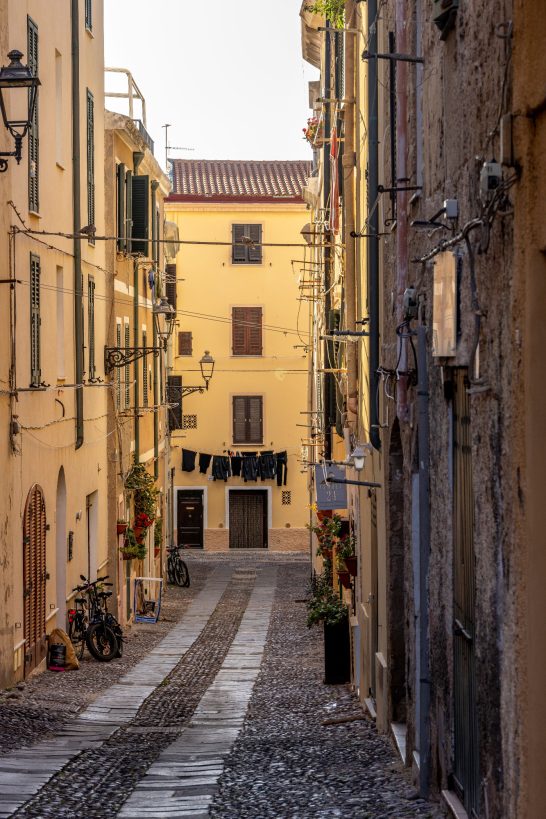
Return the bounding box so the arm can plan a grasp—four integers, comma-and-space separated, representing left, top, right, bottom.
199, 351, 215, 388
351, 445, 366, 471
0, 50, 40, 138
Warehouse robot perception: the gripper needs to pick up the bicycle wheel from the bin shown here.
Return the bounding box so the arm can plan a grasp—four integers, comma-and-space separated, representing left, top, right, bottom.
167, 556, 176, 584
68, 618, 86, 660
86, 623, 118, 662
178, 559, 190, 588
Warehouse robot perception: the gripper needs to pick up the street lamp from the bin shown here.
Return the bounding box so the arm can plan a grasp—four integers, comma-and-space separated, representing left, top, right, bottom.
152, 296, 176, 347
199, 351, 215, 390
351, 445, 367, 471
0, 50, 40, 171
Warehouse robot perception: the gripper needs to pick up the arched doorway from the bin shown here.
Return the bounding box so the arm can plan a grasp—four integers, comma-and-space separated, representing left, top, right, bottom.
23, 484, 47, 675
56, 468, 67, 628
388, 420, 406, 723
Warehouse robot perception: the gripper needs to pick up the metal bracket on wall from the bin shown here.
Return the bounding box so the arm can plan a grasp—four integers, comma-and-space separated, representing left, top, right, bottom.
362, 51, 424, 64
104, 346, 161, 374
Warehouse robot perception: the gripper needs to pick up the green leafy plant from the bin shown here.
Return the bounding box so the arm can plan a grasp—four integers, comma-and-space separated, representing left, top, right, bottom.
121, 527, 147, 560
335, 532, 356, 569
125, 463, 158, 520
306, 572, 348, 627
307, 513, 343, 558
305, 0, 345, 28
154, 517, 163, 552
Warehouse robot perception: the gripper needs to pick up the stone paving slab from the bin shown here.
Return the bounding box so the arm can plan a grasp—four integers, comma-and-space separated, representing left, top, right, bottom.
0, 566, 233, 818
118, 566, 277, 819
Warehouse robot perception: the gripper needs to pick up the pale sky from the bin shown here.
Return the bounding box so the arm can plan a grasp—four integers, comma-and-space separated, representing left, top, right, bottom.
104, 0, 319, 173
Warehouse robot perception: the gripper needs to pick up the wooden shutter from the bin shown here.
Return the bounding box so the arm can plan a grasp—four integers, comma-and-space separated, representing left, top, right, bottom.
178, 331, 192, 356
88, 276, 95, 379
27, 17, 39, 213
248, 224, 262, 263
85, 0, 93, 30
86, 89, 95, 238
167, 375, 182, 430
30, 254, 41, 386
115, 323, 121, 408
124, 322, 130, 407
232, 307, 262, 355
232, 224, 247, 263
125, 169, 133, 253
165, 263, 177, 310
142, 331, 148, 407
116, 163, 126, 251
233, 396, 263, 443
23, 485, 47, 673
132, 175, 149, 255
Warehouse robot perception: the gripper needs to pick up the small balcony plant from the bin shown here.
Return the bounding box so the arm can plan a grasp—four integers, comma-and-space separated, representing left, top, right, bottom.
308, 513, 343, 560
121, 527, 147, 561
304, 0, 344, 28
302, 116, 323, 148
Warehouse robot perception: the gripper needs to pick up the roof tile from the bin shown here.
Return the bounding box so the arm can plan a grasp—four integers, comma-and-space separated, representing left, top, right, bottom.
168, 159, 311, 202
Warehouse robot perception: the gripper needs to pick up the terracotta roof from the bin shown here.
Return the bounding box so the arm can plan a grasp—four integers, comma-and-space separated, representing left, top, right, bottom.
167, 159, 311, 204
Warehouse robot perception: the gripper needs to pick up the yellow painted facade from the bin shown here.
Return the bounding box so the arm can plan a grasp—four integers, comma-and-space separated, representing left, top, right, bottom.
165, 200, 310, 551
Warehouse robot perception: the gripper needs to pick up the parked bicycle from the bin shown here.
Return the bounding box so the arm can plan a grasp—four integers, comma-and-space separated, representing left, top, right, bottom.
67, 575, 123, 661
167, 545, 190, 588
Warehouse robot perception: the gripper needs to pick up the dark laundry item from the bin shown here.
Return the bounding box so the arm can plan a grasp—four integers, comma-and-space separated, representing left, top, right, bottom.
212, 456, 231, 482
182, 449, 197, 472
259, 451, 277, 481
275, 451, 288, 486
231, 455, 242, 477
242, 455, 259, 483
199, 453, 212, 474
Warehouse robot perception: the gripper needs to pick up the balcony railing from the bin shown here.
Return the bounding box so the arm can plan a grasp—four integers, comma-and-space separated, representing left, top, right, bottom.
132, 119, 154, 155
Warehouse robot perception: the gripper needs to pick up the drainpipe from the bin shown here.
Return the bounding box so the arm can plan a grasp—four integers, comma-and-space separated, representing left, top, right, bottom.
417, 321, 431, 797
367, 0, 381, 450
395, 0, 410, 423
323, 22, 333, 460
71, 0, 84, 449
344, 0, 358, 426
133, 259, 139, 460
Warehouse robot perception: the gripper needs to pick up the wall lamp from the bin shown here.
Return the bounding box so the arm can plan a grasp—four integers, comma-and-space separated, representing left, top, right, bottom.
181, 351, 215, 397
0, 50, 40, 172
153, 296, 177, 347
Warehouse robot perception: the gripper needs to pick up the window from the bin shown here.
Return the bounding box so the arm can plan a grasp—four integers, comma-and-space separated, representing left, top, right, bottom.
232, 224, 262, 264
233, 396, 263, 444
86, 89, 95, 240
27, 17, 39, 213
142, 331, 148, 407
182, 414, 197, 430
178, 331, 192, 356
232, 307, 262, 356
165, 263, 177, 310
56, 267, 64, 379
116, 163, 126, 251
30, 254, 41, 386
87, 276, 95, 379
124, 321, 130, 407
132, 175, 149, 256
55, 51, 63, 166
85, 0, 93, 31
167, 376, 182, 431
125, 169, 133, 253
115, 322, 121, 408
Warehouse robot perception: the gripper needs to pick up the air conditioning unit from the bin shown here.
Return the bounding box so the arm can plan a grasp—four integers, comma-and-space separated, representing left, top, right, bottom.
433, 0, 459, 40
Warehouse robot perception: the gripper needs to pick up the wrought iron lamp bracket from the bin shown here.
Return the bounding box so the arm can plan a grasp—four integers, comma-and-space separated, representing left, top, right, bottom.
181, 385, 206, 398
104, 346, 162, 374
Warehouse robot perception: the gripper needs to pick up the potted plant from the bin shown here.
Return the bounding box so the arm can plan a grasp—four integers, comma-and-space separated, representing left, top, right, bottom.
154, 517, 162, 559
337, 532, 357, 579
307, 513, 343, 561
116, 519, 128, 536
121, 527, 147, 561
307, 572, 350, 684
302, 116, 324, 148
304, 0, 344, 28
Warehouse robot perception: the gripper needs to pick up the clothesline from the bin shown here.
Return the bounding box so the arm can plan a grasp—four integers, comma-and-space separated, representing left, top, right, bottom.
181, 448, 288, 486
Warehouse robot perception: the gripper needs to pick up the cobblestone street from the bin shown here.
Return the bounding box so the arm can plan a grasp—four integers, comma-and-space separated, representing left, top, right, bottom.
0, 555, 445, 818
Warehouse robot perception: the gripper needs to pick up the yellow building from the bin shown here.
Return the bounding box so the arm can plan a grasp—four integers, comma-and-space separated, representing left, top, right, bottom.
165, 160, 311, 552
0, 0, 108, 683
104, 99, 171, 626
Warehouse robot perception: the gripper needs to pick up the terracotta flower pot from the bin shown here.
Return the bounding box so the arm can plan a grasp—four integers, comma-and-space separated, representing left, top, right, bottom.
338, 570, 352, 590
117, 522, 128, 536
121, 550, 134, 561
133, 526, 144, 544
345, 555, 358, 577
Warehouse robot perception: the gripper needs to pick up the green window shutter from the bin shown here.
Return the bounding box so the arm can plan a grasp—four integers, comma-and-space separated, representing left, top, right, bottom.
248, 224, 263, 263
232, 224, 247, 263
165, 263, 177, 310
131, 175, 150, 256
116, 163, 126, 252
142, 331, 148, 407
125, 169, 133, 253
87, 276, 95, 378
30, 254, 41, 386
86, 89, 95, 239
27, 17, 39, 214
167, 375, 182, 431
115, 324, 121, 408
124, 323, 130, 407
85, 0, 93, 30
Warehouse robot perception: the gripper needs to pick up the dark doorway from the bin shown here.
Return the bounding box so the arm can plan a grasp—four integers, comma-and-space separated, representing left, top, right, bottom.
452, 369, 479, 817
23, 484, 47, 676
388, 420, 406, 723
369, 492, 379, 701
177, 490, 204, 549
229, 490, 268, 549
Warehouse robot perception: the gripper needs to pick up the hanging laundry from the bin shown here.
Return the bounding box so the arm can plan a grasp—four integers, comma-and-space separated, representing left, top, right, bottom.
275, 451, 288, 486
212, 456, 231, 482
259, 451, 277, 481
199, 453, 212, 474
182, 449, 196, 472
242, 453, 259, 483
231, 454, 242, 477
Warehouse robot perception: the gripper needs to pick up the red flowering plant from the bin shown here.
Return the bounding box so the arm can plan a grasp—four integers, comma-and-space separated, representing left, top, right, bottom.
303, 116, 322, 147
307, 513, 342, 559
134, 511, 154, 529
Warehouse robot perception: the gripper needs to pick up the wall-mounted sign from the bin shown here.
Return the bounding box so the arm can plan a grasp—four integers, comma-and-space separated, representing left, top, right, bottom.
315, 465, 347, 510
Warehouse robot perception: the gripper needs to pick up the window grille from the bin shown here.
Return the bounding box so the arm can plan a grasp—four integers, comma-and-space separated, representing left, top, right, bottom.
182, 414, 197, 430
282, 491, 292, 506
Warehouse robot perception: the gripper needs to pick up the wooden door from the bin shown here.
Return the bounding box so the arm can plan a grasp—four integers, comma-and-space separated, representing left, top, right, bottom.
229, 491, 267, 549
177, 491, 204, 549
23, 485, 47, 675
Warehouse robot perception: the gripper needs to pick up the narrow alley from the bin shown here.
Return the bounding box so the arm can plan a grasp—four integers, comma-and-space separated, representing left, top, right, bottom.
0, 555, 442, 818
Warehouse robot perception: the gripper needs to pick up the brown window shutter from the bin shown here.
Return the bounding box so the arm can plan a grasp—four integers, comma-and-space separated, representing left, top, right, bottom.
178, 331, 192, 356
165, 263, 177, 310
167, 375, 182, 430
247, 307, 262, 355
233, 396, 247, 443
232, 308, 246, 355
248, 224, 262, 263
248, 396, 263, 442
233, 395, 263, 443
232, 224, 247, 263
232, 307, 262, 355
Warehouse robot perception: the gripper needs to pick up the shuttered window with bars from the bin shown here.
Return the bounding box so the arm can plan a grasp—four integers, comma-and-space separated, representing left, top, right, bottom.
132, 175, 149, 256
116, 163, 126, 251
87, 276, 96, 379
232, 306, 262, 356
115, 322, 121, 408
27, 17, 39, 213
232, 224, 262, 264
233, 396, 263, 444
30, 254, 41, 387
124, 322, 130, 407
85, 0, 93, 30
125, 169, 133, 253
142, 331, 148, 407
165, 263, 177, 310
178, 331, 192, 356
167, 375, 183, 431
86, 89, 95, 241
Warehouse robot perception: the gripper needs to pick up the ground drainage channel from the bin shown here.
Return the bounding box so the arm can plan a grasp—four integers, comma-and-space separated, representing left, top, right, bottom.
14, 571, 256, 819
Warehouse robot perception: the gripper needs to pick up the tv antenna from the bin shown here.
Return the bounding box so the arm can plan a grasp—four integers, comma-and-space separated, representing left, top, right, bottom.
163, 124, 194, 172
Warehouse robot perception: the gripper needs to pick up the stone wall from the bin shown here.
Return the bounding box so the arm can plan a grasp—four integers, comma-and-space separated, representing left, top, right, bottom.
204, 528, 308, 552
